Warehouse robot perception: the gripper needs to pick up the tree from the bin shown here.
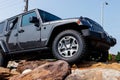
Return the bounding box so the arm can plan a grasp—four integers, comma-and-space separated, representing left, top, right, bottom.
108, 54, 112, 61
115, 52, 120, 62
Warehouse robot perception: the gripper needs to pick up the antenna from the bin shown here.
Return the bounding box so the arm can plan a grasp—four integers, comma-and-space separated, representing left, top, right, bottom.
24, 0, 29, 12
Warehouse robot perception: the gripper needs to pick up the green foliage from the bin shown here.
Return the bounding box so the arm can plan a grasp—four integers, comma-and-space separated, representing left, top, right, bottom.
115, 52, 120, 61
108, 54, 112, 61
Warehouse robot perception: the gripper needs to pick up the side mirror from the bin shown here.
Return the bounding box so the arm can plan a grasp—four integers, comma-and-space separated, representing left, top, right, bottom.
29, 16, 39, 23
29, 16, 39, 27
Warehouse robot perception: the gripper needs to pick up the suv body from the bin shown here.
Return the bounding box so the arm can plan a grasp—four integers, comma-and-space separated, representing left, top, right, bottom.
0, 9, 116, 67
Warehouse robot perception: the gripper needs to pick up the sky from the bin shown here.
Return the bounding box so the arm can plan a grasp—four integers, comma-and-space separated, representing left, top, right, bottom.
0, 0, 119, 54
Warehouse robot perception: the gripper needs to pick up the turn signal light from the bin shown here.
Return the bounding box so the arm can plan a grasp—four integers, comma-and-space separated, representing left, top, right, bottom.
77, 20, 81, 25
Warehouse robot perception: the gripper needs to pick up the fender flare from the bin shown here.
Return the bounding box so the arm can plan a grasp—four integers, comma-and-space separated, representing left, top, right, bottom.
45, 22, 79, 45
46, 22, 89, 46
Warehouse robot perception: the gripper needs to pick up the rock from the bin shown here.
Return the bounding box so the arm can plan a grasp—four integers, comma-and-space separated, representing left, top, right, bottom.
0, 67, 20, 80
0, 67, 10, 73
7, 61, 19, 68
0, 67, 10, 80
10, 69, 20, 75
10, 60, 70, 80
75, 61, 120, 71
17, 60, 48, 73
22, 69, 32, 74
65, 68, 120, 80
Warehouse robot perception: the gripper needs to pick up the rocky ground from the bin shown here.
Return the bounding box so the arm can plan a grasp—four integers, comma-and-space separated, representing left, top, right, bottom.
0, 53, 120, 80
0, 59, 120, 80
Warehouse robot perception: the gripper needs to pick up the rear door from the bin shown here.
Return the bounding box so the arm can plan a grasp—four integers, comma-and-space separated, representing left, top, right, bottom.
18, 11, 41, 50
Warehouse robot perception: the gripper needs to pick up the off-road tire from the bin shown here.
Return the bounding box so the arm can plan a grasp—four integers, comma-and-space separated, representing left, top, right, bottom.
0, 50, 8, 67
89, 51, 108, 62
98, 51, 108, 62
52, 30, 86, 63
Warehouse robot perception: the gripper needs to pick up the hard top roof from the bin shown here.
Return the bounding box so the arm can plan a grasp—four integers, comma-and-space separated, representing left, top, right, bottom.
0, 8, 39, 23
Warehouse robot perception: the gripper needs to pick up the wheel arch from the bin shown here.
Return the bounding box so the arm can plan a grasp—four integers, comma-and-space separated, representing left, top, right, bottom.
47, 22, 89, 47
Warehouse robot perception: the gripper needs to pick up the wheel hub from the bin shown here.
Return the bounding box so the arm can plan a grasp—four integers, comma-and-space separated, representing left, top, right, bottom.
57, 36, 79, 58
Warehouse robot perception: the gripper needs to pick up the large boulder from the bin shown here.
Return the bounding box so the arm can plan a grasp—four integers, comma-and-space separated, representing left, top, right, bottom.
0, 67, 20, 80
10, 60, 70, 80
65, 68, 120, 80
17, 60, 48, 73
0, 67, 10, 80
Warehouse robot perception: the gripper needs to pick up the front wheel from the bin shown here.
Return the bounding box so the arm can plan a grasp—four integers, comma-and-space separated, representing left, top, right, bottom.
52, 30, 86, 63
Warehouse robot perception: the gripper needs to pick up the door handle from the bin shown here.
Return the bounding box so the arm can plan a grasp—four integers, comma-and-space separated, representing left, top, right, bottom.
14, 33, 18, 37
36, 27, 41, 31
18, 29, 24, 33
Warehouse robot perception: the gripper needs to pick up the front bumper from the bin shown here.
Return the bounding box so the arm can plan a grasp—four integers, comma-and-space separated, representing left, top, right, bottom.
82, 29, 116, 47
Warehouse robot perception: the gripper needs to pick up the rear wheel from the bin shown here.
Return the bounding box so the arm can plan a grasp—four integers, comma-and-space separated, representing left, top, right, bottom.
52, 30, 86, 63
0, 50, 8, 67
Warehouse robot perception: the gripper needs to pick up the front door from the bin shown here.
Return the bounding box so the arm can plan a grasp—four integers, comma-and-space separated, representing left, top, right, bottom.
18, 11, 41, 50
6, 17, 20, 52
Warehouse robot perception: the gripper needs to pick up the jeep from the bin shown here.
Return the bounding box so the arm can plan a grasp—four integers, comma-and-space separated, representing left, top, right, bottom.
0, 9, 116, 67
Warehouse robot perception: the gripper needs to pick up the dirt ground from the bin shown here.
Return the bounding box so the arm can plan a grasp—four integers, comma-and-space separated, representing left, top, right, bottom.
72, 55, 120, 71
72, 61, 120, 71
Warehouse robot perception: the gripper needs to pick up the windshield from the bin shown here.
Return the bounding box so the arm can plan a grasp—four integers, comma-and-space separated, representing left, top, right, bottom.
39, 10, 61, 23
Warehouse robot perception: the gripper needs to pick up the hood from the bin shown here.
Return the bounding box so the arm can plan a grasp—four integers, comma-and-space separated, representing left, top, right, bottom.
48, 18, 80, 24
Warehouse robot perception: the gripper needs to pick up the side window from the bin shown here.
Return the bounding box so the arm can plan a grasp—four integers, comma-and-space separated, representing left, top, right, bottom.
22, 12, 37, 27
0, 22, 5, 34
7, 18, 18, 31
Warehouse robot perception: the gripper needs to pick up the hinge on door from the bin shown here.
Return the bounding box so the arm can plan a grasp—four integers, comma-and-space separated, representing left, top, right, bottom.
37, 27, 41, 31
